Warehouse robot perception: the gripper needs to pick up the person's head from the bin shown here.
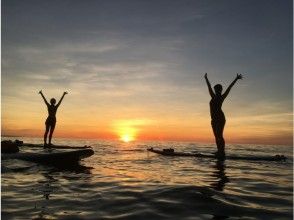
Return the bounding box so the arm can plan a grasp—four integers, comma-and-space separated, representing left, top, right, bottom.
214, 84, 223, 95
50, 98, 56, 105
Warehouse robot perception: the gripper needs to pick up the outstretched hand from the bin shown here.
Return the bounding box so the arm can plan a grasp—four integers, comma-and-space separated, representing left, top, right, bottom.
236, 73, 243, 80
204, 73, 208, 79
39, 90, 42, 94
64, 91, 68, 95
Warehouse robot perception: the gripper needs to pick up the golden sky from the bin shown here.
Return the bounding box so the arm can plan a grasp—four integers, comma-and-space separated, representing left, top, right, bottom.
2, 0, 293, 145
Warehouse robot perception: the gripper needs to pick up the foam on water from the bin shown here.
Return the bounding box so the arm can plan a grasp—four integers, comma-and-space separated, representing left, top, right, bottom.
1, 137, 293, 219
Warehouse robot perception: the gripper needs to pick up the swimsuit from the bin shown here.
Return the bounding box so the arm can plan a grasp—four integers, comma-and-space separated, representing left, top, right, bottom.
45, 116, 56, 126
210, 96, 226, 123
46, 105, 57, 126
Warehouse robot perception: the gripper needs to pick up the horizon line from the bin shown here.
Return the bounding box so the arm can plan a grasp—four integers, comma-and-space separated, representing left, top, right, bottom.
1, 134, 292, 147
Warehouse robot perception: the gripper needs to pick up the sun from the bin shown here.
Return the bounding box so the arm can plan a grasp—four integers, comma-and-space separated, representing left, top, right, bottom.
120, 134, 134, 143
113, 119, 149, 143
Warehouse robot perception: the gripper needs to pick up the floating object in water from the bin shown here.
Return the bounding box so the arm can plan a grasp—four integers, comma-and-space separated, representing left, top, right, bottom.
2, 149, 94, 165
21, 142, 91, 149
147, 148, 286, 161
1, 140, 20, 153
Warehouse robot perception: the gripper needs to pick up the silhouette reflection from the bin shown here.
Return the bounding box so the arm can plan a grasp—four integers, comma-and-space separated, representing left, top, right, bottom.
42, 173, 56, 200
210, 158, 229, 191
210, 158, 230, 220
40, 163, 93, 201
34, 163, 93, 219
50, 163, 93, 174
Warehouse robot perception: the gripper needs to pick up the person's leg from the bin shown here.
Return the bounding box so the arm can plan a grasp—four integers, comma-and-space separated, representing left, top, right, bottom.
211, 121, 221, 151
44, 123, 50, 147
212, 120, 225, 155
48, 122, 56, 145
219, 120, 226, 152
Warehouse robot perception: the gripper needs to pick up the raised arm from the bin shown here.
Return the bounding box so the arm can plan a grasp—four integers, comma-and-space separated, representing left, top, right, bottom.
39, 90, 49, 106
204, 73, 215, 98
56, 92, 68, 108
222, 73, 243, 99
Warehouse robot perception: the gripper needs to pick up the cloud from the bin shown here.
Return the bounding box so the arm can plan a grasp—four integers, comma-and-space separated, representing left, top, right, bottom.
2, 0, 292, 143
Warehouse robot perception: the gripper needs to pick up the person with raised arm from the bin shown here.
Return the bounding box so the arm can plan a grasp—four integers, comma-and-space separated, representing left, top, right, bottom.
39, 90, 68, 147
204, 73, 243, 158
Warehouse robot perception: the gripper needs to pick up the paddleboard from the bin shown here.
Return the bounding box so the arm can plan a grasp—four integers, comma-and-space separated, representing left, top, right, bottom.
21, 143, 91, 149
147, 148, 286, 162
2, 149, 94, 165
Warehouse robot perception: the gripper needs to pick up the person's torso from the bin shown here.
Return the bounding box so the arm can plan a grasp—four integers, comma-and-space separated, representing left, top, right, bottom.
209, 96, 225, 120
47, 105, 57, 118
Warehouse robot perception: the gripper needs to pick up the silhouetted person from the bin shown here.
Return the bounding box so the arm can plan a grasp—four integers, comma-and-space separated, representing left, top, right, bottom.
39, 90, 68, 147
204, 73, 243, 157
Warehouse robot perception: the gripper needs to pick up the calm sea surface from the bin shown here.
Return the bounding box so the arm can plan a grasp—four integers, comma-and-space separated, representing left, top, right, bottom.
1, 137, 293, 220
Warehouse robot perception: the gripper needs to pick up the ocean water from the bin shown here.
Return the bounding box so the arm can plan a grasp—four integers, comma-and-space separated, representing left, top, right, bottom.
1, 137, 293, 220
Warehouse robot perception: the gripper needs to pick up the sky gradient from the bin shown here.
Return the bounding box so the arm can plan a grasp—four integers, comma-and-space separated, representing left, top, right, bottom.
2, 0, 293, 145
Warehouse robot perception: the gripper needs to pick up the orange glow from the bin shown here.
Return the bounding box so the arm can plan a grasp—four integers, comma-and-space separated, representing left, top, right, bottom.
121, 134, 134, 142
1, 99, 293, 146
113, 120, 139, 142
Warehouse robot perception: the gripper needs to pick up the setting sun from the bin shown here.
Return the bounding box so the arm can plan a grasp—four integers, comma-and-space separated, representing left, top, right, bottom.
120, 134, 134, 143
113, 120, 138, 142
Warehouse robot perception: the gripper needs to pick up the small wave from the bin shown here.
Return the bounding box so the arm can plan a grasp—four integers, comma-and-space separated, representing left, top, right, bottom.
2, 139, 292, 220
120, 149, 146, 152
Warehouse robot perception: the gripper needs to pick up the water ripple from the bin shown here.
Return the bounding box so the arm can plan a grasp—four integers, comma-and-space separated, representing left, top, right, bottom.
1, 137, 292, 219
